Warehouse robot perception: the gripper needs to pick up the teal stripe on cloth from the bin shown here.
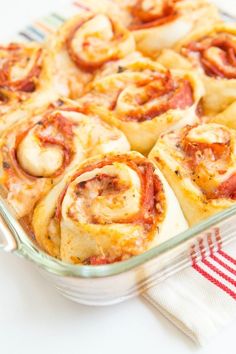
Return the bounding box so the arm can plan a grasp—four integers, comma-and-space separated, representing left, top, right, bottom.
18, 31, 34, 42
51, 13, 66, 23
27, 26, 45, 40
18, 11, 67, 42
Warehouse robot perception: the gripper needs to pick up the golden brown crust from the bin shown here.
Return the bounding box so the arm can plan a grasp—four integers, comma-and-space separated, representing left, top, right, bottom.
211, 101, 236, 131
0, 98, 130, 218
113, 0, 220, 55
1, 0, 231, 265
46, 12, 135, 99
158, 24, 236, 115
80, 57, 204, 154
0, 42, 58, 129
32, 151, 187, 263
149, 123, 236, 226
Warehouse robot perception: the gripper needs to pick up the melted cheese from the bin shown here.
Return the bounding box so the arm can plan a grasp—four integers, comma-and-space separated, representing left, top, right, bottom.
134, 18, 192, 52
17, 129, 64, 177
187, 123, 230, 144
62, 163, 141, 224
1, 105, 130, 218
10, 50, 39, 82
71, 14, 115, 63
32, 151, 188, 263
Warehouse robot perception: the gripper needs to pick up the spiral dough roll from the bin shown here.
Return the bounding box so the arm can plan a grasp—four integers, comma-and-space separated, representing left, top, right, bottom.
81, 57, 204, 154
32, 151, 187, 264
149, 123, 236, 225
0, 99, 130, 217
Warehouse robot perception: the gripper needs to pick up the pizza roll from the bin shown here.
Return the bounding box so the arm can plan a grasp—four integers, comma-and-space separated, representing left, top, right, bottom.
0, 98, 130, 218
159, 24, 236, 115
32, 151, 188, 264
80, 57, 204, 154
0, 42, 56, 121
149, 123, 236, 226
46, 11, 135, 99
113, 0, 219, 56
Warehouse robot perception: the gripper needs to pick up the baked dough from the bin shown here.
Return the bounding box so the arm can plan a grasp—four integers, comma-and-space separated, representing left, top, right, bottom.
149, 123, 236, 226
80, 57, 204, 154
46, 10, 135, 99
0, 98, 130, 218
113, 0, 220, 56
211, 101, 236, 131
0, 42, 57, 129
158, 24, 236, 115
32, 151, 188, 264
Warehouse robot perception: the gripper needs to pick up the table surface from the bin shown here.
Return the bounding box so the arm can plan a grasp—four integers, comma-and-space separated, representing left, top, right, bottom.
1, 1, 236, 353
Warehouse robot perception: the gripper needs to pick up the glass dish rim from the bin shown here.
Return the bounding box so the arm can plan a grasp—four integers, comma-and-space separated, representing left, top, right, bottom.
1, 196, 236, 278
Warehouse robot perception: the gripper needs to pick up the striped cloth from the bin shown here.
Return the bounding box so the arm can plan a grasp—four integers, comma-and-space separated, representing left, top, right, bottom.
15, 1, 85, 42
144, 229, 236, 344
13, 0, 236, 344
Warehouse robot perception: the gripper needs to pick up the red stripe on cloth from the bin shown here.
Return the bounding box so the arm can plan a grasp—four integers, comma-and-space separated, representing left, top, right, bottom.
198, 237, 236, 286
213, 228, 236, 266
214, 227, 222, 251
206, 230, 236, 275
190, 235, 236, 300
192, 262, 236, 300
202, 258, 236, 287
218, 250, 236, 266
210, 254, 236, 276
199, 237, 207, 259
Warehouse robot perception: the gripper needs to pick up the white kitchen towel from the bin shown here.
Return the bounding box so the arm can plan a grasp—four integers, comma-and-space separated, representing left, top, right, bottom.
15, 0, 236, 345
143, 236, 236, 345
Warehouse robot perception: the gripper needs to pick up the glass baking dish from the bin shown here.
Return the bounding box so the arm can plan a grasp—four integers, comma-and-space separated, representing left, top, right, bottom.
0, 193, 236, 306
0, 3, 236, 306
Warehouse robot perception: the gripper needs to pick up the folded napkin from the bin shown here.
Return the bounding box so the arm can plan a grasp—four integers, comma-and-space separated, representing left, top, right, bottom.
15, 0, 236, 345
143, 234, 236, 345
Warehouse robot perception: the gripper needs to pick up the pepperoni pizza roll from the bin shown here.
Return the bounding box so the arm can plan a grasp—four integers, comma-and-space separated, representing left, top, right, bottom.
113, 0, 219, 56
149, 123, 236, 226
0, 42, 56, 121
158, 24, 236, 115
32, 151, 187, 264
46, 11, 135, 99
0, 99, 130, 218
80, 57, 204, 154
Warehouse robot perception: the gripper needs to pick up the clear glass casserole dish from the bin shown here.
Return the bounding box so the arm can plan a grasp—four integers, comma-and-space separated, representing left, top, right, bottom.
0, 194, 236, 306
0, 3, 236, 306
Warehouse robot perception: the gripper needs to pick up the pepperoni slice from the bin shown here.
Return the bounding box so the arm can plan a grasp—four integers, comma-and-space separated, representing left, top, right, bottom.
184, 33, 236, 79
55, 155, 166, 232
129, 0, 178, 30
0, 43, 42, 92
